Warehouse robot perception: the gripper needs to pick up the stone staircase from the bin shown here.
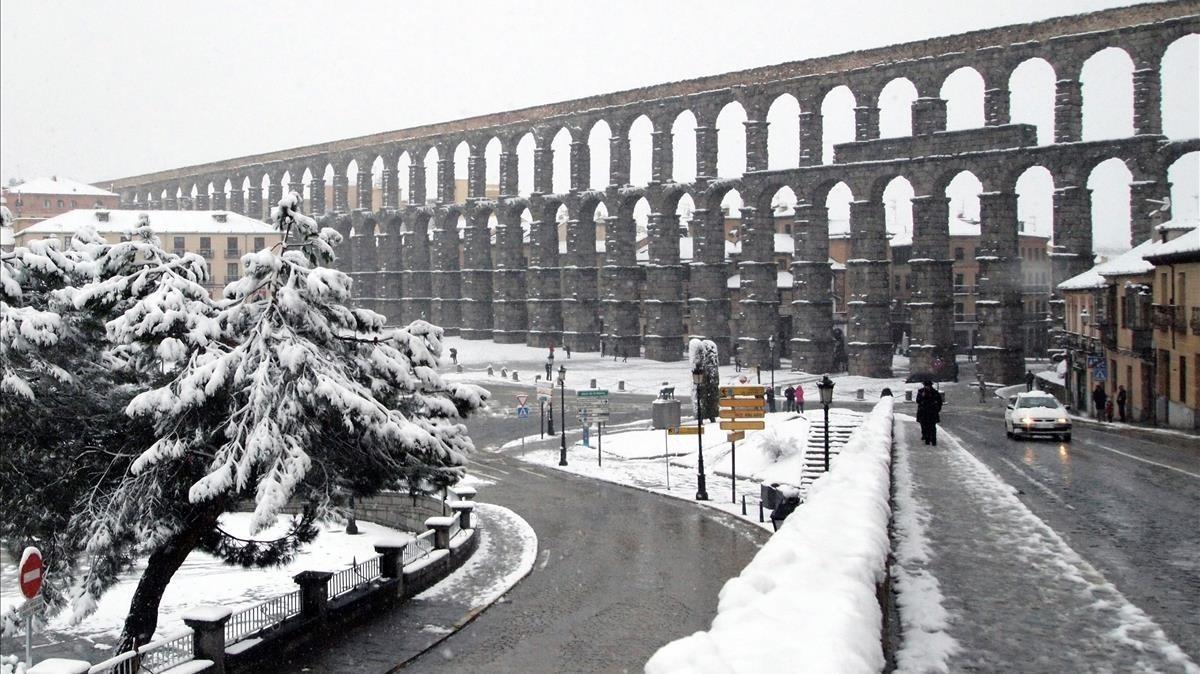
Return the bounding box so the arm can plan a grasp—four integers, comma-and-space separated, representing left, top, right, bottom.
797, 410, 862, 492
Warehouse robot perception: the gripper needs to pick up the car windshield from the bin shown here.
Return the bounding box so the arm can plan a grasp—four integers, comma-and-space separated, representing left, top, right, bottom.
1017, 396, 1059, 409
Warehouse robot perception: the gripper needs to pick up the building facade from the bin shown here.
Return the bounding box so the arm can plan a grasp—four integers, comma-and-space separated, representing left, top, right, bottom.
2, 177, 120, 231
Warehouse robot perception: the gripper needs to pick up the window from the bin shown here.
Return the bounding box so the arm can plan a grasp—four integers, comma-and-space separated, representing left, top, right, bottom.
894, 274, 900, 291
200, 236, 211, 249
955, 302, 964, 321
226, 263, 239, 279
1181, 356, 1188, 403
954, 273, 964, 287
954, 247, 964, 260
56, 199, 64, 208
173, 236, 185, 251
254, 237, 265, 250
43, 199, 50, 208
1120, 296, 1126, 328
1162, 273, 1169, 303
1179, 273, 1187, 307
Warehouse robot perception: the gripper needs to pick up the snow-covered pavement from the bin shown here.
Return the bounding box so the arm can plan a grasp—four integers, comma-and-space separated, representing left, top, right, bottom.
893, 416, 1198, 672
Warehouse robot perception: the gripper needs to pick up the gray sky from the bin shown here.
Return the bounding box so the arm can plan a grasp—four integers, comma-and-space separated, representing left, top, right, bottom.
2, 0, 1196, 249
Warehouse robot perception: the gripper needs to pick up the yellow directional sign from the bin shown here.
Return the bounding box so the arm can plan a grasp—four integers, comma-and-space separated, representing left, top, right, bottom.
727, 431, 745, 443
668, 426, 704, 435
719, 420, 766, 431
718, 398, 767, 409
719, 408, 765, 419
720, 386, 766, 397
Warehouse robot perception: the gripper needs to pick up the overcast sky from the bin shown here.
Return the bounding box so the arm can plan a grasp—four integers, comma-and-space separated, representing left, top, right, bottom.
2, 0, 1196, 250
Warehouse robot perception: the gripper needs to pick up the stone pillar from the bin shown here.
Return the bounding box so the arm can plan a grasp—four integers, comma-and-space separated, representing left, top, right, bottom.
309, 177, 326, 215
449, 501, 475, 530
688, 207, 732, 362
182, 606, 233, 674
211, 185, 227, 211
737, 206, 778, 368
977, 191, 1025, 384
498, 149, 519, 197
609, 132, 630, 187
601, 211, 641, 358
374, 539, 407, 586
911, 97, 947, 136
403, 213, 432, 322
357, 166, 373, 212
163, 189, 178, 211
642, 211, 686, 361
798, 99, 823, 166
562, 208, 600, 351
194, 190, 210, 210
229, 183, 244, 215
694, 110, 719, 180
1132, 51, 1163, 137
267, 181, 283, 217
790, 201, 834, 373
532, 143, 553, 195
288, 173, 305, 201
349, 212, 378, 312
526, 205, 562, 347
846, 199, 892, 376
426, 517, 454, 550
984, 79, 1011, 127
1050, 185, 1094, 314
382, 168, 399, 210
408, 161, 427, 208
467, 147, 486, 199
854, 102, 881, 142
492, 207, 528, 343
1129, 178, 1170, 246
908, 196, 955, 376
438, 151, 456, 204
246, 184, 262, 220
332, 172, 350, 214
570, 140, 590, 192
1054, 74, 1083, 143
430, 215, 461, 334
460, 209, 494, 339
650, 126, 673, 183
376, 219, 403, 325
744, 118, 769, 173
293, 570, 334, 619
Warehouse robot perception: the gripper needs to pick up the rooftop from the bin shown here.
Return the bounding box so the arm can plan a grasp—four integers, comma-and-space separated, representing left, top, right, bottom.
20, 209, 280, 237
5, 177, 117, 197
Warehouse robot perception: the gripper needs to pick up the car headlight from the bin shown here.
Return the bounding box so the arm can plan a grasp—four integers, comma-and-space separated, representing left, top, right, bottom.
1021, 417, 1033, 424
1056, 418, 1068, 424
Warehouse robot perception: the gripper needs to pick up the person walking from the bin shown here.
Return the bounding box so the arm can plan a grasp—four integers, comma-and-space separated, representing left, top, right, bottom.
796, 384, 805, 413
449, 347, 458, 365
565, 344, 571, 359
621, 348, 628, 363
1091, 383, 1108, 421
1117, 385, 1128, 422
915, 380, 943, 445
766, 386, 776, 413
1025, 370, 1035, 392
784, 385, 796, 412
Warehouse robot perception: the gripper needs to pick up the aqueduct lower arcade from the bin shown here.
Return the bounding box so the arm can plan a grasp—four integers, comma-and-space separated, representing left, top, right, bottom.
107, 1, 1200, 384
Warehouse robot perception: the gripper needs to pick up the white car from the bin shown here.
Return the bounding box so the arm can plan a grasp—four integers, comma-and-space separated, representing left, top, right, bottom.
1005, 392, 1072, 442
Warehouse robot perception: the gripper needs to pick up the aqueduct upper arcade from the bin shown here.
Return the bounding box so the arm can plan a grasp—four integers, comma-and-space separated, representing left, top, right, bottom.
105, 1, 1200, 383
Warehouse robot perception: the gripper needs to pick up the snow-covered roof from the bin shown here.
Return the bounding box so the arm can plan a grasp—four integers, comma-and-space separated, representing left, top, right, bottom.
1155, 217, 1199, 233
1057, 238, 1160, 290
20, 210, 279, 236
1145, 227, 1200, 261
6, 177, 116, 197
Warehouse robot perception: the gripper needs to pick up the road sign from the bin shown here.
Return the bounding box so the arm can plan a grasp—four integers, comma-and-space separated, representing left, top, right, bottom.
516, 406, 530, 419
577, 389, 610, 398
19, 547, 43, 599
1092, 361, 1108, 382
719, 408, 765, 419
726, 431, 745, 443
668, 426, 704, 435
719, 398, 767, 409
537, 383, 552, 403
515, 394, 529, 407
719, 420, 766, 431
17, 596, 41, 617
719, 386, 766, 397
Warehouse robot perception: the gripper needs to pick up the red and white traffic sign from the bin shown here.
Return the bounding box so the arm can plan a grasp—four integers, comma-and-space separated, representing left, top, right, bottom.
515, 394, 529, 407
19, 547, 43, 599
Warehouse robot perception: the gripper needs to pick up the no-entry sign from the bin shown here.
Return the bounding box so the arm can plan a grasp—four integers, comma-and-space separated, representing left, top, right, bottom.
19, 547, 43, 599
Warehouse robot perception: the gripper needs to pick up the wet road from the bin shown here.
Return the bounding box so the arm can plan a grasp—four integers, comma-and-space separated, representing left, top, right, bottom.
402, 382, 769, 672
937, 397, 1200, 661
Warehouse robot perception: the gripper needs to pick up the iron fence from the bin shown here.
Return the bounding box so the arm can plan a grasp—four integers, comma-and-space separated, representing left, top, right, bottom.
403, 530, 436, 566
224, 589, 302, 645
88, 630, 194, 674
327, 554, 382, 600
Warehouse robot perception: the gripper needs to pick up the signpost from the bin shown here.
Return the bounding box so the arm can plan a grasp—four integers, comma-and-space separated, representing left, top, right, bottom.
537, 384, 553, 439
667, 426, 704, 435
718, 386, 767, 503
577, 390, 609, 464
19, 547, 42, 666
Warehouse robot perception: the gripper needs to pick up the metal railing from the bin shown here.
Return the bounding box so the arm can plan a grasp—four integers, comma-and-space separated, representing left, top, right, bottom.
403, 530, 436, 566
198, 248, 213, 258
327, 555, 382, 600
89, 631, 194, 674
225, 248, 241, 258
953, 284, 974, 294
224, 589, 302, 645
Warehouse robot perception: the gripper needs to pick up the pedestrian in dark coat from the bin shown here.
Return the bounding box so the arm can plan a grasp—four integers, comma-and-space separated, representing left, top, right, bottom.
766, 387, 776, 413
1116, 385, 1128, 422
1092, 384, 1108, 420
1025, 370, 1035, 392
915, 380, 943, 445
784, 385, 796, 412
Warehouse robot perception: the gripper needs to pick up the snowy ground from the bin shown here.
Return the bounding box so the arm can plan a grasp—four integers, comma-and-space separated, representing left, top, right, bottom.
0, 513, 410, 650
440, 336, 908, 401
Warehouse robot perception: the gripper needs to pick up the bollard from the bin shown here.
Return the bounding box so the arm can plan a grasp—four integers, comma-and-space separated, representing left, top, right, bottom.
449, 501, 475, 530
590, 378, 597, 389
425, 516, 456, 549
451, 485, 477, 501
512, 371, 519, 381
618, 380, 625, 391
905, 389, 912, 401
856, 388, 864, 401
182, 606, 233, 674
456, 364, 463, 373
741, 495, 747, 516
758, 502, 764, 523
374, 535, 409, 579
487, 366, 493, 376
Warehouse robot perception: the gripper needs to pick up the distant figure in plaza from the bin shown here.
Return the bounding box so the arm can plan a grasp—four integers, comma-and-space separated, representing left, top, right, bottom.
1091, 383, 1108, 421
1025, 370, 1035, 392
784, 385, 796, 412
545, 356, 553, 380
600, 340, 606, 358
565, 344, 571, 359
766, 386, 776, 413
449, 347, 458, 365
621, 348, 628, 363
1117, 385, 1128, 422
1105, 397, 1115, 423
978, 372, 987, 402
916, 380, 943, 446
796, 384, 804, 412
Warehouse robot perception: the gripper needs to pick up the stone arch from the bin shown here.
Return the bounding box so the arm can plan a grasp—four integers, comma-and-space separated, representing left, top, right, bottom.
551, 126, 573, 195
1167, 150, 1199, 222
423, 146, 440, 205
935, 170, 985, 224
671, 109, 698, 183
873, 175, 916, 243
1087, 157, 1133, 250
1161, 34, 1200, 140
878, 77, 918, 138
715, 100, 747, 179
586, 119, 612, 190
628, 114, 653, 187
483, 137, 502, 195
516, 131, 536, 198
1012, 165, 1055, 240
344, 158, 361, 209
766, 93, 801, 170
821, 85, 857, 164
453, 140, 470, 193
1080, 47, 1135, 141
941, 66, 986, 131
1009, 57, 1056, 145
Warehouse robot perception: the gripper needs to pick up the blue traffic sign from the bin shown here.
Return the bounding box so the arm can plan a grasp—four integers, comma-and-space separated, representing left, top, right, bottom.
516, 406, 530, 419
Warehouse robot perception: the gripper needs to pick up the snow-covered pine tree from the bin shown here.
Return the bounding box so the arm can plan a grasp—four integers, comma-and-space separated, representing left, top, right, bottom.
69, 192, 487, 648
687, 338, 720, 422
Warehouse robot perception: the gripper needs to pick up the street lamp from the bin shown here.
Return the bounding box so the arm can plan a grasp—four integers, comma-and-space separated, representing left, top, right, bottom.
768, 335, 776, 393
817, 375, 835, 472
692, 365, 710, 501
558, 365, 568, 466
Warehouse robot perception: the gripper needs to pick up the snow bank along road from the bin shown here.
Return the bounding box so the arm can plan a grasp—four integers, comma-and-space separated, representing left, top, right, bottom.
936, 401, 1200, 665
403, 382, 771, 672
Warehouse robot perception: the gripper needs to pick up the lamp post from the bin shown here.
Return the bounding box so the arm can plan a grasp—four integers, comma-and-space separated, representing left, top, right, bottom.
692, 365, 710, 501
768, 334, 776, 392
818, 375, 835, 472
558, 365, 568, 466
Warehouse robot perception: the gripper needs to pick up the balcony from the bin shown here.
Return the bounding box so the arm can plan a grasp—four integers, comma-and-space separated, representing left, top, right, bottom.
954, 314, 977, 324
199, 248, 213, 258
225, 248, 241, 258
1193, 307, 1200, 336
953, 285, 974, 295
173, 249, 185, 257
1022, 284, 1050, 294
1153, 304, 1186, 333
